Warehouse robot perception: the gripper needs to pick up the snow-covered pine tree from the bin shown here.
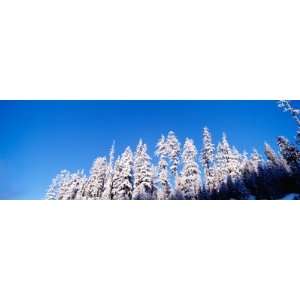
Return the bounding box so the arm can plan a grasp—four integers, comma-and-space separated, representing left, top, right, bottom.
223, 175, 249, 200
155, 135, 171, 200
241, 159, 258, 198
46, 177, 60, 200
101, 142, 115, 200
46, 169, 71, 200
264, 142, 290, 175
74, 170, 87, 200
151, 164, 159, 200
228, 146, 249, 199
155, 135, 168, 158
214, 133, 233, 186
83, 156, 107, 199
256, 162, 276, 199
263, 143, 291, 198
181, 138, 201, 199
58, 170, 77, 200
111, 156, 121, 199
264, 143, 278, 165
111, 147, 134, 200
132, 140, 154, 200
201, 127, 215, 192
170, 172, 185, 200
166, 131, 181, 176
237, 151, 249, 173
157, 159, 170, 200
240, 149, 264, 198
59, 170, 87, 200
213, 134, 249, 198
278, 100, 300, 144
230, 146, 244, 179
277, 136, 300, 173
250, 149, 262, 172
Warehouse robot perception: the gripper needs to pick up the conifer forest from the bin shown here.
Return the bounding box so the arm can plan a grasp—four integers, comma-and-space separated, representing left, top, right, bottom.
46, 100, 300, 200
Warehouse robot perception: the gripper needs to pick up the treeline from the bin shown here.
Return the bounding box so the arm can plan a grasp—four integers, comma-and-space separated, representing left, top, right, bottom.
46, 100, 300, 200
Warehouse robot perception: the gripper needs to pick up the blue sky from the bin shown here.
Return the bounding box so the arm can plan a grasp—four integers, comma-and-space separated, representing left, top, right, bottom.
0, 100, 298, 199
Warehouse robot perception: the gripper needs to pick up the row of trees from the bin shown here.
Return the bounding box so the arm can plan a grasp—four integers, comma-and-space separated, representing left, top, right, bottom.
46, 100, 300, 200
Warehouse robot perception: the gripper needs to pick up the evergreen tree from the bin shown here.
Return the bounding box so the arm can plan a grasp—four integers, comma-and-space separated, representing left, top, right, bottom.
225, 175, 249, 200
101, 142, 115, 200
155, 135, 168, 158
46, 169, 71, 200
250, 149, 262, 172
264, 143, 278, 164
255, 163, 274, 199
58, 170, 75, 200
201, 127, 215, 192
156, 158, 170, 200
155, 135, 171, 199
133, 140, 154, 200
73, 170, 87, 200
277, 136, 300, 172
166, 131, 181, 176
112, 147, 134, 200
214, 135, 249, 198
242, 159, 258, 198
277, 136, 300, 193
214, 133, 233, 186
181, 138, 201, 199
278, 100, 300, 144
151, 164, 159, 200
230, 146, 243, 179
241, 151, 249, 168
171, 174, 185, 199
83, 157, 107, 199
59, 170, 87, 200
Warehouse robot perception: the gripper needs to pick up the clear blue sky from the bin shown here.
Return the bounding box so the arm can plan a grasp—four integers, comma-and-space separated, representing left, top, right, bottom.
0, 100, 298, 199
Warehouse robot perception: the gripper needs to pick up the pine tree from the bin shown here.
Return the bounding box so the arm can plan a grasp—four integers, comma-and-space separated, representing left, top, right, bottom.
242, 159, 258, 198
133, 140, 154, 200
46, 169, 71, 200
214, 134, 249, 198
166, 131, 181, 176
59, 170, 87, 200
170, 174, 185, 199
264, 143, 278, 164
155, 135, 169, 158
262, 143, 291, 198
157, 159, 170, 199
155, 135, 171, 200
278, 100, 300, 144
101, 142, 115, 200
214, 133, 233, 186
256, 163, 274, 199
240, 149, 264, 199
277, 136, 300, 174
151, 164, 159, 200
112, 147, 134, 200
250, 149, 262, 172
181, 138, 201, 199
57, 170, 74, 200
230, 146, 243, 179
83, 156, 107, 199
73, 170, 87, 200
201, 127, 215, 192
46, 177, 60, 200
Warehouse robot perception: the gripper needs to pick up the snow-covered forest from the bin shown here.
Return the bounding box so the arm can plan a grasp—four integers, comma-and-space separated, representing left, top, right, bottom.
46, 100, 300, 200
